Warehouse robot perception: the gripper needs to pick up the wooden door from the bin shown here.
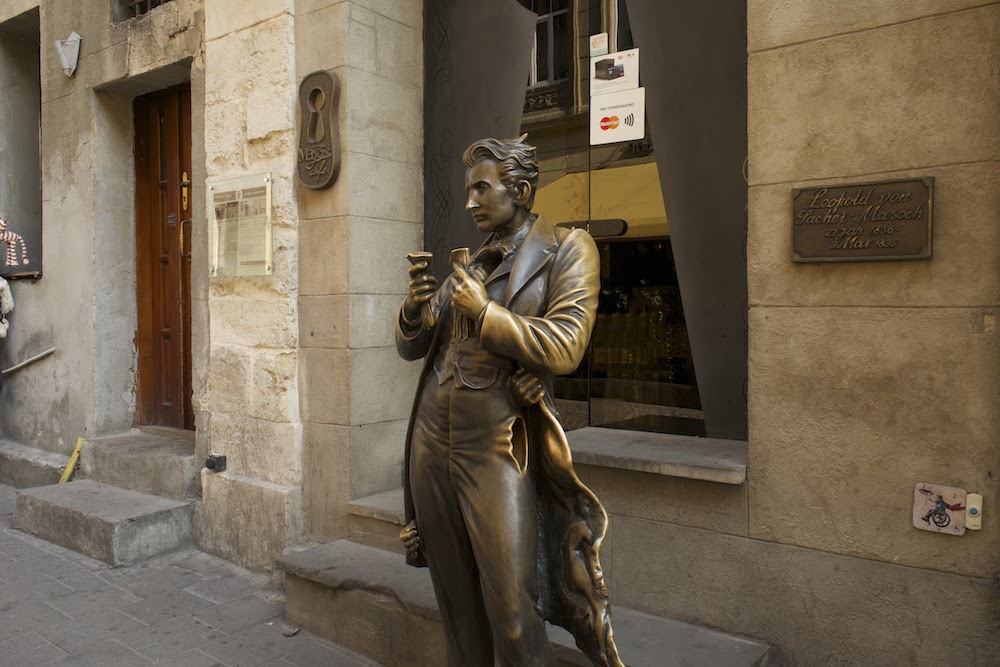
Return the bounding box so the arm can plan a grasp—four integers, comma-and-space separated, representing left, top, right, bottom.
135, 84, 193, 430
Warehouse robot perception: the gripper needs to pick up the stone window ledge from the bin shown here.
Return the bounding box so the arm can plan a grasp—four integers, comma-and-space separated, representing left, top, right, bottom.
347, 429, 749, 527
567, 427, 748, 485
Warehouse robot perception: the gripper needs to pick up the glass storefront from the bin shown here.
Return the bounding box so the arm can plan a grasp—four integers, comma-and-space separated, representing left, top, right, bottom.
519, 0, 704, 435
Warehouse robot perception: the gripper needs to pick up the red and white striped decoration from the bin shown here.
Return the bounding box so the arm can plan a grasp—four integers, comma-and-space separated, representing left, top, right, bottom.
0, 217, 29, 267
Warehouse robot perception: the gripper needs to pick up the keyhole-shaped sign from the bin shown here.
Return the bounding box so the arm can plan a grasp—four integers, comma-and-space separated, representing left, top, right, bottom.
307, 88, 326, 143
297, 70, 340, 190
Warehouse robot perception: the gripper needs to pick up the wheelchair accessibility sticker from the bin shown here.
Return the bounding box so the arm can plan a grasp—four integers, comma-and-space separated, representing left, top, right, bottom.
913, 483, 967, 536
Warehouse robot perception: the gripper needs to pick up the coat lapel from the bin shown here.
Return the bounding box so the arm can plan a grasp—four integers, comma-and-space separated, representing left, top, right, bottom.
484, 252, 516, 286
503, 215, 558, 306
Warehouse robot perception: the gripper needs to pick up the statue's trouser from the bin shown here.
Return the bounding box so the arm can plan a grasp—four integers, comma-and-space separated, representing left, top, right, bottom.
410, 371, 557, 667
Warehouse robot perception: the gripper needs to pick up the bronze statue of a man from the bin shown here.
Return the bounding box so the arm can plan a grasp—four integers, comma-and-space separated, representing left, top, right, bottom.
396, 135, 623, 667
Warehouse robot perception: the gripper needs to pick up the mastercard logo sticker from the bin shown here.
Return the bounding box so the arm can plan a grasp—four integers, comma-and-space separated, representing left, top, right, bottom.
599, 116, 620, 131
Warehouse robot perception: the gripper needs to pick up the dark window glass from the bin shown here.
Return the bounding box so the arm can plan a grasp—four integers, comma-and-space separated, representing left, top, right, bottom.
124, 0, 172, 19
535, 21, 549, 83
617, 0, 634, 51
585, 239, 703, 436
552, 12, 571, 81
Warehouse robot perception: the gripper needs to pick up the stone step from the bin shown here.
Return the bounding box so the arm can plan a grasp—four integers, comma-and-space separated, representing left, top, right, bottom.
0, 439, 68, 488
80, 428, 197, 500
14, 479, 193, 566
278, 540, 772, 667
346, 488, 406, 555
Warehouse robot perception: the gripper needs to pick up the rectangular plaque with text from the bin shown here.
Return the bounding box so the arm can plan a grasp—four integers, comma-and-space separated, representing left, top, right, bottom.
208, 173, 273, 278
792, 178, 933, 262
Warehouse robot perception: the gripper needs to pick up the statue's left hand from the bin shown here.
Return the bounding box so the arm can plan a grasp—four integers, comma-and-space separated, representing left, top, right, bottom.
399, 520, 420, 557
399, 520, 421, 559
451, 264, 490, 320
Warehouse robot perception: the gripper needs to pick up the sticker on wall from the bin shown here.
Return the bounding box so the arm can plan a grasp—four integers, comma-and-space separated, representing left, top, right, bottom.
589, 32, 609, 57
913, 483, 967, 536
0, 216, 31, 269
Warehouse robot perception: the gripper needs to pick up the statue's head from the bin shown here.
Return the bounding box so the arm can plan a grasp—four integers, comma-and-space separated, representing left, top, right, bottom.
462, 134, 538, 211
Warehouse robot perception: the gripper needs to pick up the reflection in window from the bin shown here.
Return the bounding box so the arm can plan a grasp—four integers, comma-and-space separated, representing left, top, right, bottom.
522, 0, 704, 437
519, 0, 571, 87
538, 157, 705, 438
610, 0, 634, 52
584, 239, 703, 436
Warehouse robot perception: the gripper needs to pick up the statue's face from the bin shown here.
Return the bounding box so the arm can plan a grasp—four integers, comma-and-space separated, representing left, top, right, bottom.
465, 159, 519, 236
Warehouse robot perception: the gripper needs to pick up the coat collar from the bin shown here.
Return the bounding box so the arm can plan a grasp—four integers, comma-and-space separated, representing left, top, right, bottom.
502, 214, 558, 305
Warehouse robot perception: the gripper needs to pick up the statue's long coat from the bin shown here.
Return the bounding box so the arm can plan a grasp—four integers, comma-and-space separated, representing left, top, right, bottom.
396, 216, 623, 666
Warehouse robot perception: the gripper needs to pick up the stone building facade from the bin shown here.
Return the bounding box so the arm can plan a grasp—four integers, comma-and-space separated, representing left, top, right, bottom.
0, 0, 997, 664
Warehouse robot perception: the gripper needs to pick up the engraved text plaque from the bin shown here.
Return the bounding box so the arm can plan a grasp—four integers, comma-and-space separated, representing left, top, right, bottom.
792, 178, 933, 262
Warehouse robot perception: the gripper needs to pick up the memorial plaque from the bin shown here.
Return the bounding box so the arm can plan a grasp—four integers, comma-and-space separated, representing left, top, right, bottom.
792, 178, 933, 262
208, 173, 272, 278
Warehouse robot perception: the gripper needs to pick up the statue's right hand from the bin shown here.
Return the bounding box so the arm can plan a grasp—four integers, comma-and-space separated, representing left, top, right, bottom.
399, 520, 421, 558
403, 261, 437, 323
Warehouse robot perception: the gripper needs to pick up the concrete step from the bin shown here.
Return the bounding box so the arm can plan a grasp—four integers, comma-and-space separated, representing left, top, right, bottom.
80, 428, 197, 500
0, 439, 68, 488
278, 540, 772, 667
14, 479, 193, 566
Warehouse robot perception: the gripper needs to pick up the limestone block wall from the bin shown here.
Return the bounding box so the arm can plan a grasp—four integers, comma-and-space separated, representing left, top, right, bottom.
295, 0, 423, 542
0, 0, 206, 454
743, 1, 998, 661
747, 0, 1000, 581
194, 0, 304, 570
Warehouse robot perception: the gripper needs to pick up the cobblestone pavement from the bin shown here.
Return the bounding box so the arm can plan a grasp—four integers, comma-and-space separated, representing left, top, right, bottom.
0, 483, 377, 666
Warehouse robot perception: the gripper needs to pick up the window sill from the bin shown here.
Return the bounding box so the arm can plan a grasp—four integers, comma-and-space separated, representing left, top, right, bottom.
567, 427, 748, 485
347, 430, 749, 529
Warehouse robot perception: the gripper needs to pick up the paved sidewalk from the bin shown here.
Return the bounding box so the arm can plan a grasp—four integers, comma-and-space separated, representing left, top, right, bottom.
0, 483, 377, 666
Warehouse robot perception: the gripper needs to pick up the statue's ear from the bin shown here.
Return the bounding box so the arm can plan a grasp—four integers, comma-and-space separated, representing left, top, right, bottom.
515, 180, 532, 207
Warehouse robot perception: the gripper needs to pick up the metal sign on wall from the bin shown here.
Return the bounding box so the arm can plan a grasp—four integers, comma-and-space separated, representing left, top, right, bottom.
297, 70, 340, 190
792, 178, 933, 262
208, 173, 273, 278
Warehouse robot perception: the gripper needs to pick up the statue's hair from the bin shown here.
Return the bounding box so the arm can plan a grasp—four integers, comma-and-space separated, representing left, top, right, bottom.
462, 134, 539, 209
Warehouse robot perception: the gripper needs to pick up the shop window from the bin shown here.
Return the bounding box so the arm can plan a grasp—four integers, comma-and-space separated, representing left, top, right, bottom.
525, 0, 705, 436
423, 0, 746, 439
535, 143, 705, 437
